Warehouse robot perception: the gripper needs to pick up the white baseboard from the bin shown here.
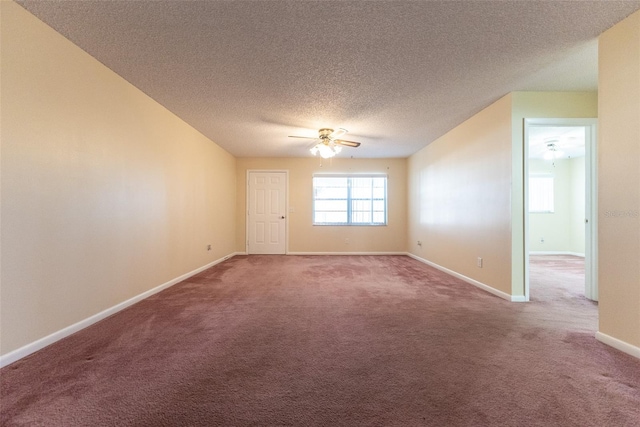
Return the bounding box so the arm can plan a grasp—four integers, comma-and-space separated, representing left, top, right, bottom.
406, 253, 524, 302
595, 331, 640, 360
529, 251, 585, 257
0, 252, 238, 368
287, 252, 406, 256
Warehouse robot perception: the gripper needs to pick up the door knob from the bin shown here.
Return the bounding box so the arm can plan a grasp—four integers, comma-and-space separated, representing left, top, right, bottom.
280, 216, 286, 219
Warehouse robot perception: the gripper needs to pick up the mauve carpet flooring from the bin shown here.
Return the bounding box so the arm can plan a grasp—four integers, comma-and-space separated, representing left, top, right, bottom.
1, 255, 639, 426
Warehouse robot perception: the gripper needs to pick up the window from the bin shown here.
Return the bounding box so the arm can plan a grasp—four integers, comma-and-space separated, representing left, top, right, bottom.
313, 175, 387, 225
529, 175, 554, 213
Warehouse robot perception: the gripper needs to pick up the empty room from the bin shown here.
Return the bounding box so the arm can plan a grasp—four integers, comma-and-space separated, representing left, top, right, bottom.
1, 1, 639, 425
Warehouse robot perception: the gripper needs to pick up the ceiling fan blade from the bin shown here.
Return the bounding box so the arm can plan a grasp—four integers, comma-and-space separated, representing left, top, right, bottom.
335, 139, 361, 148
306, 141, 321, 150
329, 128, 348, 139
289, 135, 320, 140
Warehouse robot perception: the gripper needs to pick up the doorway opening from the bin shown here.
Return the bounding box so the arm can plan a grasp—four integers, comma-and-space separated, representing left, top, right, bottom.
524, 119, 598, 302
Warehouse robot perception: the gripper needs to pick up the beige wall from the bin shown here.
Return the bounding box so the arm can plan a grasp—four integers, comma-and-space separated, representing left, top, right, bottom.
528, 158, 585, 254
408, 92, 597, 298
598, 10, 640, 349
408, 95, 513, 295
236, 158, 407, 253
1, 2, 237, 356
511, 92, 597, 296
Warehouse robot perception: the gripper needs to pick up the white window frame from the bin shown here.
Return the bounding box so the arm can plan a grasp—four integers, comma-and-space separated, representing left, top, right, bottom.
312, 174, 388, 226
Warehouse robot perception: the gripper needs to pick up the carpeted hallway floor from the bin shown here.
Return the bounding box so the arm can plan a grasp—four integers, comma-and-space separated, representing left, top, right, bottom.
530, 254, 588, 301
1, 255, 639, 426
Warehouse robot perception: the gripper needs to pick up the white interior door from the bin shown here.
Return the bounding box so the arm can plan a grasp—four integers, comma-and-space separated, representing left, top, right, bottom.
247, 171, 287, 254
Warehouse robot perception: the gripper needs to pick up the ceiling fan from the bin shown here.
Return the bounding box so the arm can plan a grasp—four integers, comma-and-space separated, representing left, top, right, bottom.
289, 128, 361, 158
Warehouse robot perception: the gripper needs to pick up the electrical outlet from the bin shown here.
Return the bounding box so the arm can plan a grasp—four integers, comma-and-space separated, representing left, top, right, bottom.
417, 240, 422, 246
207, 244, 212, 251
345, 238, 350, 245
477, 257, 483, 268
540, 237, 545, 243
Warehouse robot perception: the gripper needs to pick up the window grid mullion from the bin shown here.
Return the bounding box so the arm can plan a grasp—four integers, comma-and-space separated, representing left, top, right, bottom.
370, 179, 374, 222
347, 178, 352, 225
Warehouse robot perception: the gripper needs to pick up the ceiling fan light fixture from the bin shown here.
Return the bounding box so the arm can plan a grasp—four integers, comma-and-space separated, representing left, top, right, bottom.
311, 142, 341, 159
544, 141, 564, 160
294, 128, 361, 158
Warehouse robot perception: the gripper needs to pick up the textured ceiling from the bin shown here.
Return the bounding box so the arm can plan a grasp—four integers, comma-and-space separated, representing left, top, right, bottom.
17, 1, 640, 158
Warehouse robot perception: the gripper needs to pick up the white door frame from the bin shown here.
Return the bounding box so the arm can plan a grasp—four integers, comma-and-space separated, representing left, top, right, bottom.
246, 170, 289, 255
523, 118, 598, 301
